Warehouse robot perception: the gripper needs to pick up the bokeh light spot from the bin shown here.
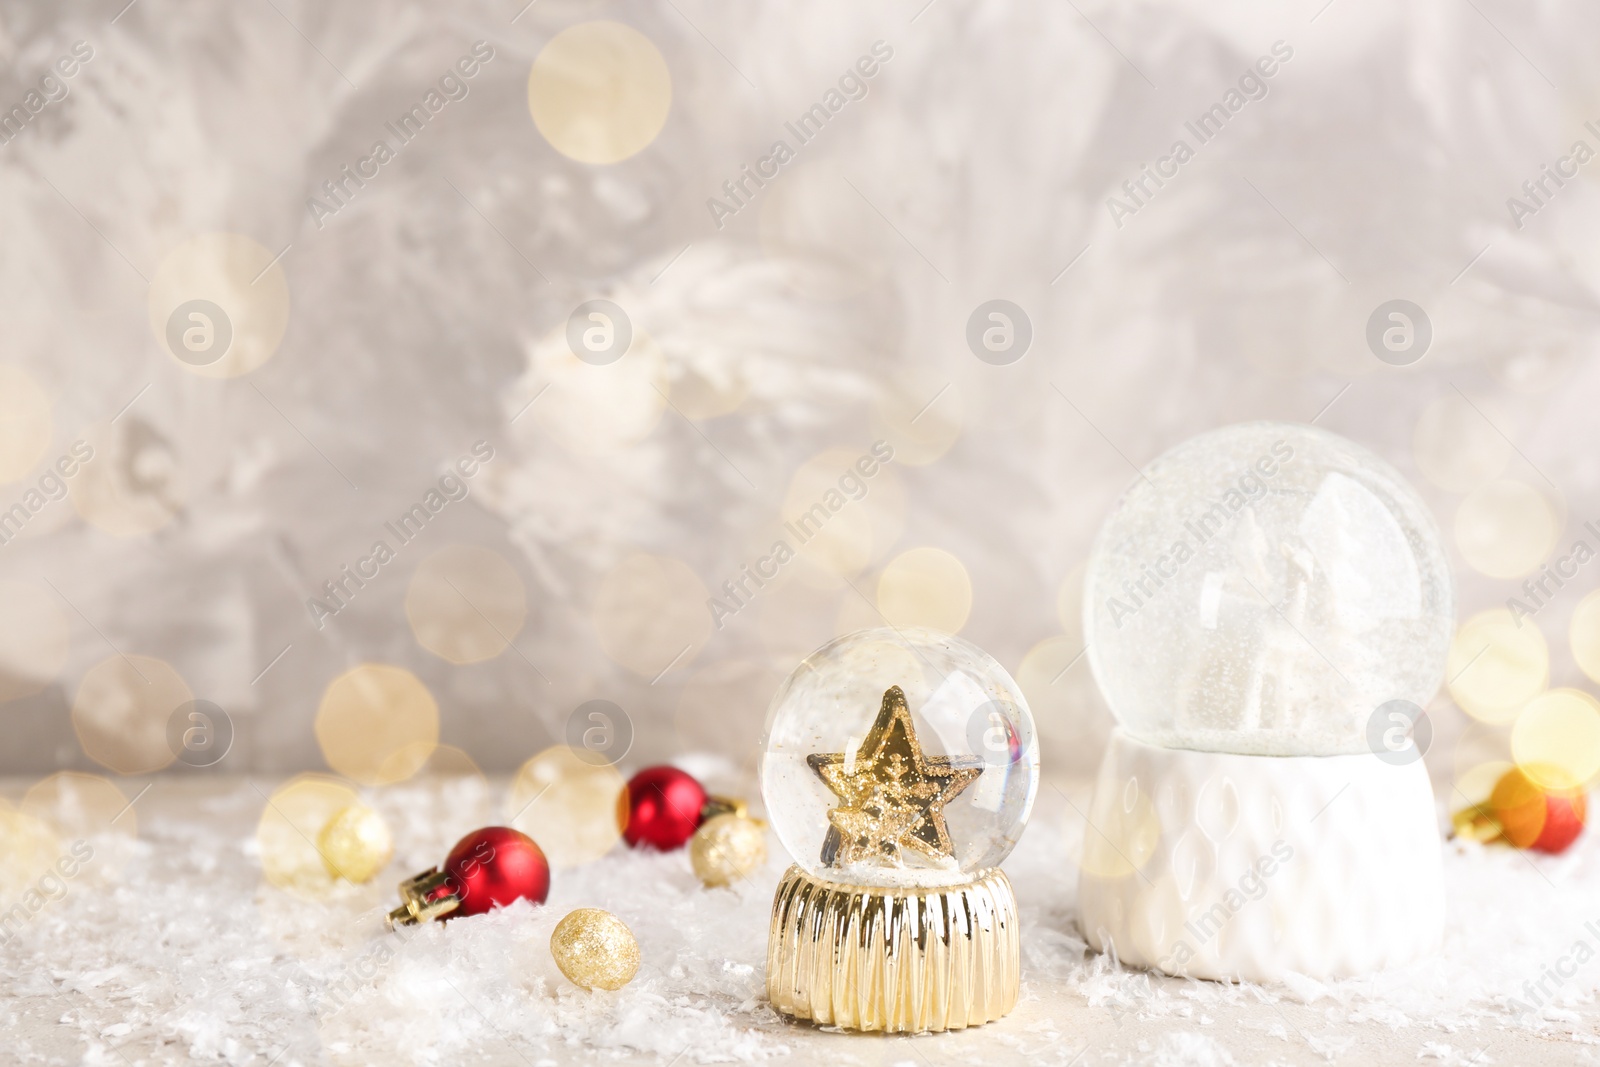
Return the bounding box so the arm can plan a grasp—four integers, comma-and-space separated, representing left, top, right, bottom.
146, 233, 290, 379
505, 746, 624, 869
406, 545, 527, 665
527, 21, 672, 165
1569, 590, 1600, 685
0, 799, 61, 899
72, 654, 191, 774
23, 772, 136, 841
256, 774, 360, 896
1077, 782, 1160, 879
23, 771, 138, 879
876, 547, 972, 632
315, 664, 439, 786
1454, 479, 1560, 579
1446, 609, 1548, 724
1511, 688, 1600, 790
1412, 395, 1511, 494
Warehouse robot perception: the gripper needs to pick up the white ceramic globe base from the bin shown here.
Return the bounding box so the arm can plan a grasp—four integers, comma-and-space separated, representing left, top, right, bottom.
1078, 729, 1444, 982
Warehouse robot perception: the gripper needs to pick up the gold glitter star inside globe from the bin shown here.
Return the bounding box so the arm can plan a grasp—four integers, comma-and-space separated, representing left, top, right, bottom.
807, 685, 983, 868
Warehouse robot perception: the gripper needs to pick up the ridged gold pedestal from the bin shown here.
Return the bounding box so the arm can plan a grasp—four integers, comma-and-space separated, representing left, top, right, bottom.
765, 865, 1019, 1032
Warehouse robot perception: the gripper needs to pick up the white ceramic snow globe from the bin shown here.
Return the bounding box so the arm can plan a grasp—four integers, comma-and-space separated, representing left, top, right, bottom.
1078, 422, 1454, 981
760, 627, 1036, 1031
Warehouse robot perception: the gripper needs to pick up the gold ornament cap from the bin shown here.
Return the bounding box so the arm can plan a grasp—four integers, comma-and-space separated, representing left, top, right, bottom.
385, 868, 459, 928
766, 864, 1019, 1032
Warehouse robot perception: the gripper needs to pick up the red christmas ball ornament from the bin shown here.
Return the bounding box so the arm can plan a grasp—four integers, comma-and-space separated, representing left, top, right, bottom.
620, 765, 715, 850
1491, 767, 1587, 854
618, 766, 749, 851
386, 826, 549, 926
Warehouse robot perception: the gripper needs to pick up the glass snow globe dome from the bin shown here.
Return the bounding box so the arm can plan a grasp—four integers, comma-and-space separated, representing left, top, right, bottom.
1083, 422, 1454, 757
759, 627, 1038, 888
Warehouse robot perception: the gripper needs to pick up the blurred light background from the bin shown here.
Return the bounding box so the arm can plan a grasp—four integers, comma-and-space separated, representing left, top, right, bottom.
1, 0, 1598, 807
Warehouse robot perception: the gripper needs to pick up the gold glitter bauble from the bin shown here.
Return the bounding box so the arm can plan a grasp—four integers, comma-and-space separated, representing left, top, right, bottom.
689, 813, 767, 888
550, 908, 640, 991
317, 803, 393, 884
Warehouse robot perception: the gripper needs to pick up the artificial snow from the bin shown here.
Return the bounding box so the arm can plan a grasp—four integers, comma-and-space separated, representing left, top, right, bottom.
7, 776, 1600, 1064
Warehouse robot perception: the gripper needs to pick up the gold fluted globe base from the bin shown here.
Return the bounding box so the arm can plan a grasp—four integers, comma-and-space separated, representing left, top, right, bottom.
766, 865, 1019, 1033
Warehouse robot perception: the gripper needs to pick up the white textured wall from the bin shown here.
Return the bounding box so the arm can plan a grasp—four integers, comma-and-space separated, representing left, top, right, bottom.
0, 0, 1595, 787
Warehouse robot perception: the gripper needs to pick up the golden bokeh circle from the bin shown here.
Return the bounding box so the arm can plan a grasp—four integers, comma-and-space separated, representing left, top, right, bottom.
527, 21, 672, 165
1445, 609, 1548, 725
505, 746, 624, 869
256, 774, 360, 895
315, 664, 439, 786
1412, 395, 1511, 494
69, 420, 185, 537
527, 324, 667, 456
72, 654, 191, 774
593, 552, 711, 678
0, 579, 70, 703
405, 545, 528, 665
146, 232, 290, 378
876, 547, 972, 633
0, 364, 52, 484
23, 771, 138, 880
1076, 782, 1161, 879
1454, 479, 1560, 579
1450, 715, 1514, 804
0, 800, 61, 899
383, 740, 487, 784
1511, 688, 1600, 790
1570, 590, 1600, 685
22, 772, 137, 841
1454, 759, 1514, 807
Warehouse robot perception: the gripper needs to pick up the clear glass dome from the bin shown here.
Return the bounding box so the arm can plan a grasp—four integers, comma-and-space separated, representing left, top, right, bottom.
759, 627, 1038, 887
1084, 422, 1454, 756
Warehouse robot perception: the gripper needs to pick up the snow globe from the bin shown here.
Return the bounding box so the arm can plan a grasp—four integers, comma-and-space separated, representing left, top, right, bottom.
1079, 422, 1453, 980
760, 627, 1038, 1030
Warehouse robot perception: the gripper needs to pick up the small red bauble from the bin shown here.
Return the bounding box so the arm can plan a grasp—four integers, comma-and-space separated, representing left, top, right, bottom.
1490, 768, 1587, 854
621, 766, 708, 850
387, 826, 549, 926
437, 826, 551, 915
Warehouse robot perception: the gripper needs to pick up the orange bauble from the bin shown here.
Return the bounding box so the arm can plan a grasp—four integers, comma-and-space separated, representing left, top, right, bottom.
1490, 767, 1587, 854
